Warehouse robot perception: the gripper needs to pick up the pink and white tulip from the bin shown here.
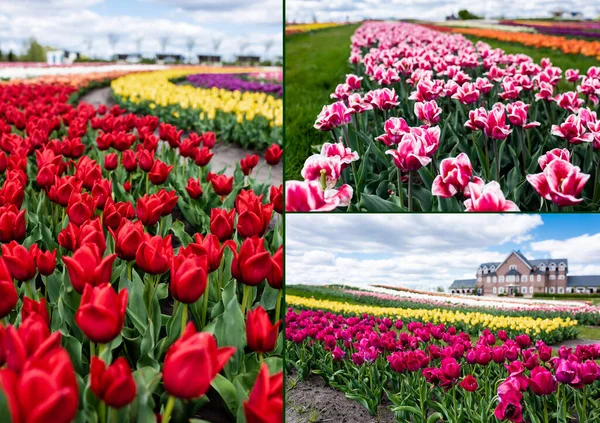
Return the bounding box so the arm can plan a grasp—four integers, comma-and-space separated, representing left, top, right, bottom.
301, 155, 343, 189
414, 100, 442, 126
526, 159, 590, 206
432, 153, 478, 198
314, 102, 353, 131
285, 180, 353, 212
464, 181, 520, 212
506, 101, 540, 129
320, 142, 359, 169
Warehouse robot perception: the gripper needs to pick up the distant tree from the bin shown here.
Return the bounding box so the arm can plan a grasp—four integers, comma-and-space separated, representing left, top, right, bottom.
0, 49, 3, 61
436, 286, 445, 293
21, 38, 46, 62
7, 50, 15, 62
458, 9, 482, 20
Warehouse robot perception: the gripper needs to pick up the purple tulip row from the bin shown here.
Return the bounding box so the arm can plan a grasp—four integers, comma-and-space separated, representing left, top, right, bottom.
186, 73, 283, 96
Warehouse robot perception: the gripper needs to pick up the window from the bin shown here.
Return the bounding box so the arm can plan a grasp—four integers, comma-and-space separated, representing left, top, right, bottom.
539, 264, 546, 271
559, 263, 565, 271
550, 275, 556, 280
477, 277, 482, 282
521, 275, 527, 282
549, 263, 556, 271
544, 287, 548, 293
499, 287, 504, 294
493, 287, 497, 294
493, 276, 497, 283
549, 287, 555, 294
537, 275, 541, 282
558, 275, 565, 280
529, 286, 534, 294
530, 275, 534, 282
499, 276, 504, 283
521, 287, 527, 294
566, 287, 573, 293
507, 275, 515, 283
478, 268, 483, 275
483, 266, 488, 274
509, 265, 517, 270
490, 266, 495, 272
486, 276, 491, 283
558, 287, 564, 294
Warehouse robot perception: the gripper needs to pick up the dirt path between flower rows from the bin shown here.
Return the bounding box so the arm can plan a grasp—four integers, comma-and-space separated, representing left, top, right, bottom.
79, 87, 282, 185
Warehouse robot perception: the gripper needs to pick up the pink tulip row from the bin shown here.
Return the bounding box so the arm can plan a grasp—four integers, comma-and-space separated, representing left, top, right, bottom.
285, 21, 600, 212
286, 309, 600, 422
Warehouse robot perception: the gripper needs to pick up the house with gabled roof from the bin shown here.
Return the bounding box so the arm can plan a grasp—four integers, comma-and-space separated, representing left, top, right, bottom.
449, 250, 600, 297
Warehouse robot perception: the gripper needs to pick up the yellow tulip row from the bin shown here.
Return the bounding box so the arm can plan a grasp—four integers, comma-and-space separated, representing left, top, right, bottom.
287, 295, 578, 336
111, 68, 282, 127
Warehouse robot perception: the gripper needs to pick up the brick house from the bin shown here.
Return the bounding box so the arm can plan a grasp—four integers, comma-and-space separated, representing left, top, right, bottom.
449, 250, 600, 297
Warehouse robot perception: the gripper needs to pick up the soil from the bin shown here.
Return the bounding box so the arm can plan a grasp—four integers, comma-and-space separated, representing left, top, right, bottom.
79, 87, 282, 186
286, 372, 396, 423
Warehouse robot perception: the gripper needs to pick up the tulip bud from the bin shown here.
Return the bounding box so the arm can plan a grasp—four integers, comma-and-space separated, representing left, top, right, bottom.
76, 283, 128, 344
246, 306, 280, 353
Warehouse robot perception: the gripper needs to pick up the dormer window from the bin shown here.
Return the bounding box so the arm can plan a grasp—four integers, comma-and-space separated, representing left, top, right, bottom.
549, 263, 556, 271
539, 264, 546, 271
509, 265, 517, 270
490, 266, 495, 272
483, 266, 488, 274
478, 268, 483, 275
559, 263, 565, 271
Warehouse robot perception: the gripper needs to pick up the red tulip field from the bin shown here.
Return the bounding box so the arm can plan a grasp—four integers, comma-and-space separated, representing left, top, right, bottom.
0, 70, 283, 423
285, 21, 600, 212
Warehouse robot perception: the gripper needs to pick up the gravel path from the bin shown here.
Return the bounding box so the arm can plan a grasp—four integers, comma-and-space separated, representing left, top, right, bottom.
79, 87, 282, 186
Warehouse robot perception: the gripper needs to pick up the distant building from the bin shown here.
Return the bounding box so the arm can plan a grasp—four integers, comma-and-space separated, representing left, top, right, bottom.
114, 53, 142, 63
450, 250, 600, 296
156, 53, 184, 64
46, 50, 80, 65
197, 55, 221, 64
237, 55, 260, 65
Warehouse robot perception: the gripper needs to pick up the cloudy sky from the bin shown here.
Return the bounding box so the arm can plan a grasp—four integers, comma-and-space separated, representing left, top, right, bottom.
286, 0, 600, 23
0, 0, 282, 60
286, 214, 600, 291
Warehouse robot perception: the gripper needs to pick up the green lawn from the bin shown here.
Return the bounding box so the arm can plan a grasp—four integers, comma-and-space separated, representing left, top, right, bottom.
284, 24, 600, 180
284, 24, 361, 181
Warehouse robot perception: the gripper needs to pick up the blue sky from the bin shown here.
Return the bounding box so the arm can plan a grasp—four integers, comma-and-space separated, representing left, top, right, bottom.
286, 0, 600, 23
0, 0, 282, 60
286, 214, 600, 290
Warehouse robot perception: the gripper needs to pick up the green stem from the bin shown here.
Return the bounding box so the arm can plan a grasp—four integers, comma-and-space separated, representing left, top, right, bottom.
544, 398, 548, 423
582, 385, 587, 423
127, 261, 133, 282
492, 138, 499, 182
408, 170, 413, 212
201, 281, 210, 329
258, 352, 264, 364
181, 303, 188, 336
145, 172, 149, 194
90, 341, 96, 358
24, 279, 33, 299
397, 167, 403, 208
274, 289, 283, 323
110, 407, 118, 423
240, 285, 251, 316
162, 396, 177, 423
99, 401, 106, 423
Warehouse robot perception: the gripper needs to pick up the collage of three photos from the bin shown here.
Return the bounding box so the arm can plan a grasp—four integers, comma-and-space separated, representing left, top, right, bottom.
1, 0, 600, 422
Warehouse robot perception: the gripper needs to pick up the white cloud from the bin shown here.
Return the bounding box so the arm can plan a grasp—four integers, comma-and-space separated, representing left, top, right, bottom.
530, 233, 600, 274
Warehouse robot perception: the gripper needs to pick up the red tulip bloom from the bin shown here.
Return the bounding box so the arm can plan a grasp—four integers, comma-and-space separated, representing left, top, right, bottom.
136, 194, 164, 227
244, 363, 283, 423
0, 203, 26, 243
90, 356, 137, 409
236, 189, 274, 238
62, 244, 117, 294
2, 241, 36, 282
102, 198, 135, 230
170, 253, 209, 304
210, 208, 235, 242
264, 144, 283, 166
267, 246, 283, 290
528, 367, 557, 396
0, 258, 17, 318
459, 375, 478, 392
31, 245, 56, 276
114, 132, 136, 152
163, 323, 235, 399
5, 315, 51, 372
123, 181, 131, 192
104, 153, 118, 171
269, 184, 283, 214
21, 297, 50, 326
246, 306, 280, 353
135, 234, 173, 275
148, 160, 172, 185
109, 219, 145, 261
97, 132, 114, 150
201, 131, 216, 148
91, 178, 112, 210
186, 177, 203, 199
137, 148, 154, 172
121, 150, 138, 173
67, 192, 98, 226
156, 189, 179, 217
210, 174, 234, 196
48, 175, 83, 207
76, 283, 128, 344
240, 154, 259, 176
75, 156, 102, 190
195, 146, 214, 167
231, 237, 272, 286
193, 233, 231, 273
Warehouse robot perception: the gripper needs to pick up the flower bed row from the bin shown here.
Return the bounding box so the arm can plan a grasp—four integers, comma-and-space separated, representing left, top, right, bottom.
287, 309, 600, 422
285, 22, 347, 35
186, 73, 282, 96
111, 68, 282, 150
0, 81, 283, 423
433, 20, 536, 33
501, 20, 600, 40
285, 21, 600, 212
0, 64, 165, 81
286, 295, 578, 344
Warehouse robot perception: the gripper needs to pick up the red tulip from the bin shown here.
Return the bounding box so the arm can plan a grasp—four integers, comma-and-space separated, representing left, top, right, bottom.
148, 160, 172, 185
240, 154, 259, 176
135, 234, 173, 275
201, 131, 216, 148
137, 148, 155, 172
0, 258, 17, 318
163, 323, 235, 399
30, 245, 56, 277
244, 363, 283, 423
264, 144, 283, 166
246, 306, 280, 353
67, 192, 98, 226
269, 184, 283, 214
231, 237, 272, 286
76, 283, 128, 344
97, 132, 114, 150
157, 189, 179, 216
186, 177, 203, 199
48, 175, 83, 207
62, 244, 117, 294
90, 356, 137, 409
194, 146, 214, 167
210, 208, 235, 242
91, 178, 112, 210
459, 374, 478, 392
5, 315, 51, 372
267, 246, 283, 290
528, 366, 557, 396
170, 253, 208, 303
2, 241, 36, 282
121, 149, 138, 173
136, 194, 164, 227
21, 297, 50, 326
0, 203, 26, 243
210, 174, 234, 196
123, 181, 131, 192
104, 153, 118, 171
236, 189, 274, 238
109, 219, 145, 261
75, 156, 102, 190
102, 198, 135, 230
193, 233, 231, 273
